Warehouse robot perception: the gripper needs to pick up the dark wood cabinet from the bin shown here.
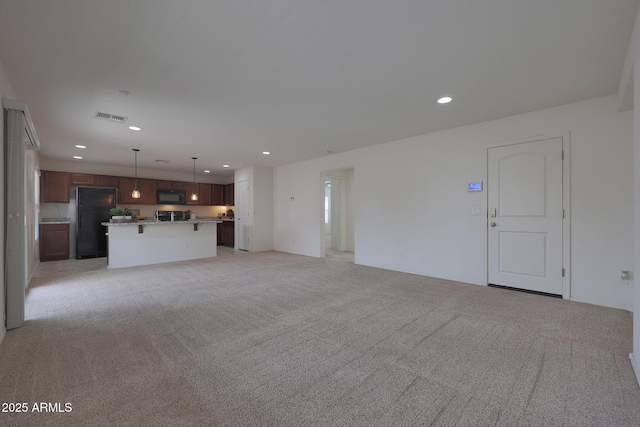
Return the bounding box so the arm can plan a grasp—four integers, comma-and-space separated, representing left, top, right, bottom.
199, 183, 211, 205
185, 182, 198, 205
221, 221, 234, 247
40, 223, 69, 261
41, 171, 70, 203
70, 173, 95, 186
186, 183, 212, 205
69, 173, 118, 188
217, 222, 223, 245
157, 180, 187, 191
118, 177, 136, 204
40, 170, 219, 206
225, 183, 234, 205
119, 177, 157, 204
95, 175, 119, 187
212, 184, 225, 205
138, 179, 157, 204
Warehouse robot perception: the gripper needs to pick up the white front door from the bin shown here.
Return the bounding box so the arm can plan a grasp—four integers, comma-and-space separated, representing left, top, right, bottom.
488, 137, 564, 295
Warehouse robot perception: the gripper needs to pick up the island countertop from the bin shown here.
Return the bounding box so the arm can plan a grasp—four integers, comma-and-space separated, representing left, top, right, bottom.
40, 217, 72, 224
102, 219, 222, 226
103, 219, 221, 268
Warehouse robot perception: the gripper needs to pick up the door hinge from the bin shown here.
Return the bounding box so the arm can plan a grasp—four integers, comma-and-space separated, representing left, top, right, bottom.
562, 268, 565, 277
562, 150, 565, 160
562, 209, 565, 218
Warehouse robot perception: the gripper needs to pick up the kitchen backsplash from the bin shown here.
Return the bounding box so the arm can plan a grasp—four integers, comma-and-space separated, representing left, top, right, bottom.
41, 202, 235, 220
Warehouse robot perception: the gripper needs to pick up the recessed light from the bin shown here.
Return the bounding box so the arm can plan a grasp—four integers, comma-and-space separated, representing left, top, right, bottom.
128, 126, 141, 131
223, 164, 230, 168
204, 170, 211, 173
437, 96, 453, 104
75, 144, 86, 149
262, 151, 271, 155
73, 156, 83, 159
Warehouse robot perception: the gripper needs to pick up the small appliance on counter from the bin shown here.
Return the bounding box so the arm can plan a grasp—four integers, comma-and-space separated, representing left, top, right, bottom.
155, 210, 184, 221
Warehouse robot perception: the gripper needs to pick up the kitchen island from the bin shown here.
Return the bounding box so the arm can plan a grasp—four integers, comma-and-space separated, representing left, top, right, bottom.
102, 219, 222, 268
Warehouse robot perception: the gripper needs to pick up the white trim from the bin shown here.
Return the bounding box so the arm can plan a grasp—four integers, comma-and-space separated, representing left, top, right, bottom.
485, 132, 571, 299
630, 353, 640, 387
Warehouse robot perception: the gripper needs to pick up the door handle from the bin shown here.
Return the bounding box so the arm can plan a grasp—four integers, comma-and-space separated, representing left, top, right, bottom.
490, 222, 497, 227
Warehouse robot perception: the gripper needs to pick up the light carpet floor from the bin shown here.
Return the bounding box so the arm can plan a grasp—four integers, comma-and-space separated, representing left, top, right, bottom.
1, 249, 639, 426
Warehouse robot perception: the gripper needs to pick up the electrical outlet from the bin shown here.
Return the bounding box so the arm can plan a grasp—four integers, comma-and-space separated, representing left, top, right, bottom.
620, 270, 630, 285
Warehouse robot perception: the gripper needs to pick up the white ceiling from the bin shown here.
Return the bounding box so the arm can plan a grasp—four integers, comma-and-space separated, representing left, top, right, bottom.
0, 0, 638, 176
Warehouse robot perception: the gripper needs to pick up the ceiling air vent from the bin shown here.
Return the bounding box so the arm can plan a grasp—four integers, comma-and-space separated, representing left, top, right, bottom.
94, 111, 128, 124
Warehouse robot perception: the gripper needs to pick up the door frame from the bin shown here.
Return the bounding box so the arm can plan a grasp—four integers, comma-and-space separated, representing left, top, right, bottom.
321, 172, 346, 254
485, 132, 571, 299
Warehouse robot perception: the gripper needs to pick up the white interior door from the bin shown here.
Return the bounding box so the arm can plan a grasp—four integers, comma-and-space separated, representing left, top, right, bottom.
237, 179, 250, 251
488, 137, 564, 295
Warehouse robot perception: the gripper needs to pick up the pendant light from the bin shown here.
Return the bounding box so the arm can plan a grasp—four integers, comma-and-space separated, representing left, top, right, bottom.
132, 149, 141, 199
190, 157, 198, 201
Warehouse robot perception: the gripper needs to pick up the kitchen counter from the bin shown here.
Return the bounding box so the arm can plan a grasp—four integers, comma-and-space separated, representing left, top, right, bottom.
40, 217, 71, 224
102, 219, 222, 268
101, 219, 222, 226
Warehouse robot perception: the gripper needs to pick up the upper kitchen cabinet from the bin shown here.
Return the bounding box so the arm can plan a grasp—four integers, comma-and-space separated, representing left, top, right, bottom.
70, 173, 95, 186
119, 177, 157, 204
95, 175, 119, 187
41, 171, 70, 203
186, 183, 212, 205
157, 180, 187, 191
199, 183, 212, 205
225, 183, 234, 205
212, 184, 225, 205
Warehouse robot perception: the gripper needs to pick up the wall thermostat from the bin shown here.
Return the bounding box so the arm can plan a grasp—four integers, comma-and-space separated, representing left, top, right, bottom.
467, 181, 483, 192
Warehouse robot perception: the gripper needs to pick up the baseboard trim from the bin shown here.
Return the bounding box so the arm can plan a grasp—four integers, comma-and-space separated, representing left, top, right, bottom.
0, 326, 5, 346
630, 353, 640, 387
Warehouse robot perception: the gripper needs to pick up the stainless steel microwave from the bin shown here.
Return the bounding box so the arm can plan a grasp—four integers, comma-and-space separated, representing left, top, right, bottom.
156, 189, 186, 205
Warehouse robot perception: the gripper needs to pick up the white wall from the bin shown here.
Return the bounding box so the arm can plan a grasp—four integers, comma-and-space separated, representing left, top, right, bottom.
274, 94, 633, 311
0, 57, 17, 343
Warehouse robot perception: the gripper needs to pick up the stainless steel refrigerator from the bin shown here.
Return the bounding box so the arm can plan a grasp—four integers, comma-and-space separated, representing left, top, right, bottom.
76, 187, 117, 258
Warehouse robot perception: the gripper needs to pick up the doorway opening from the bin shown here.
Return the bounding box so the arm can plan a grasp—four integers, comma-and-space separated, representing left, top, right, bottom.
322, 168, 354, 261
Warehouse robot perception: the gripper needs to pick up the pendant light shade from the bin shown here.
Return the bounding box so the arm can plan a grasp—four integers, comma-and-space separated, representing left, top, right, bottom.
132, 149, 141, 199
191, 157, 198, 201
